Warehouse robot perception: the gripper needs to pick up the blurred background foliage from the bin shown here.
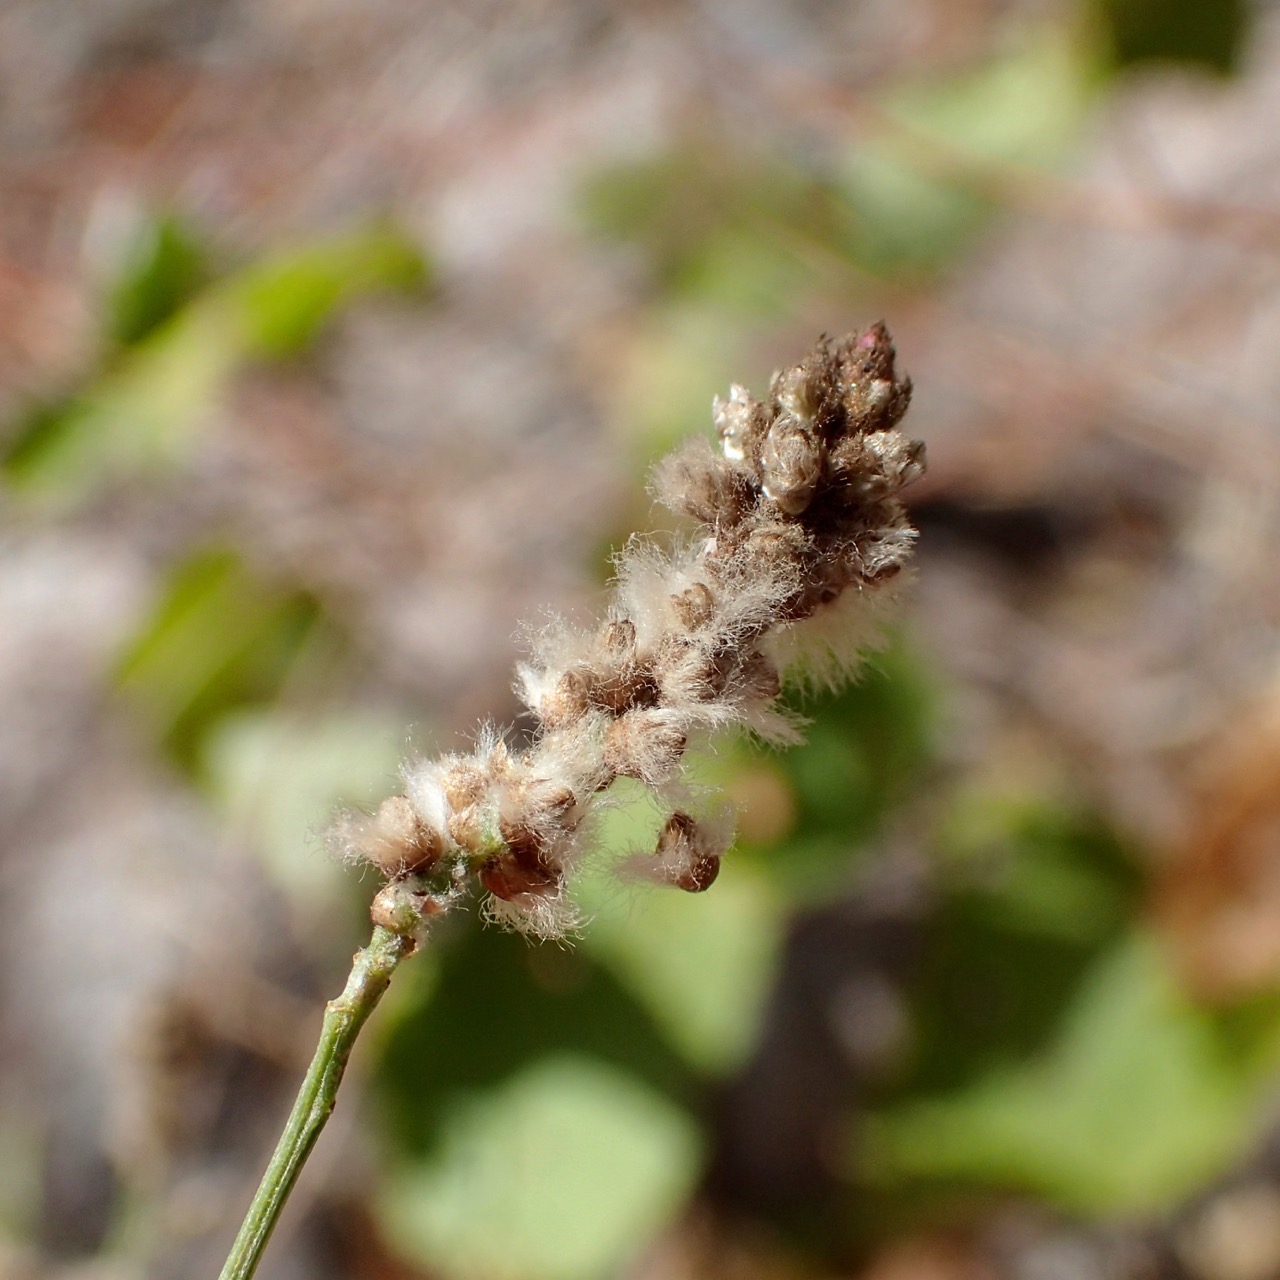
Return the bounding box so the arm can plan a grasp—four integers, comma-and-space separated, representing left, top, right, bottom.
1, 0, 1279, 1278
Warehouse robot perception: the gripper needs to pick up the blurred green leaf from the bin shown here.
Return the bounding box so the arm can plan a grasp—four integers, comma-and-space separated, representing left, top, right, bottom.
227, 225, 429, 358
115, 547, 337, 776
3, 224, 430, 498
939, 793, 1141, 945
2, 303, 241, 493
584, 29, 1096, 298
892, 29, 1096, 165
0, 1106, 40, 1244
581, 144, 862, 315
743, 641, 935, 902
787, 649, 933, 837
900, 800, 1141, 1096
841, 28, 1097, 275
866, 935, 1267, 1216
676, 227, 817, 318
379, 1055, 703, 1280
375, 923, 695, 1159
106, 213, 212, 348
1095, 0, 1249, 76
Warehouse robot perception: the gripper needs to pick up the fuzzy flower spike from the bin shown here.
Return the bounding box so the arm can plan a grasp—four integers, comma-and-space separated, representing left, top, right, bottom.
222, 327, 923, 1280
343, 325, 924, 940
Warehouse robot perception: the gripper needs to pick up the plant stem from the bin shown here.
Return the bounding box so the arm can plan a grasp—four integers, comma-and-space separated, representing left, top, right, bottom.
218, 925, 416, 1280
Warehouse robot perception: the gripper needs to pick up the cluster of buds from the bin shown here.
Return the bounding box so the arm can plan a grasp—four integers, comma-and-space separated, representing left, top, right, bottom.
338, 326, 924, 939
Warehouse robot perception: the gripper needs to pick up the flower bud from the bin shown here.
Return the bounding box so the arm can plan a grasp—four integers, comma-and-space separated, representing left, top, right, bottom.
772, 348, 837, 427
480, 820, 561, 901
371, 880, 447, 934
713, 383, 761, 463
540, 668, 593, 728
651, 438, 754, 527
829, 433, 925, 502
653, 811, 724, 893
442, 761, 486, 811
602, 618, 636, 655
739, 523, 810, 603
603, 709, 688, 785
670, 581, 716, 630
761, 418, 824, 515
343, 795, 442, 875
840, 325, 912, 431
591, 661, 660, 715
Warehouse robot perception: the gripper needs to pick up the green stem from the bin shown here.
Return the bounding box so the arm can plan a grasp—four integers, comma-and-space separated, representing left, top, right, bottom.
218, 925, 415, 1280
